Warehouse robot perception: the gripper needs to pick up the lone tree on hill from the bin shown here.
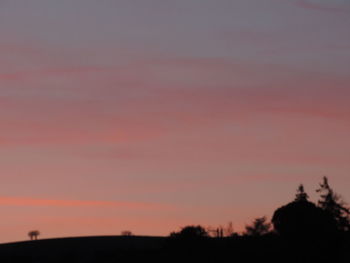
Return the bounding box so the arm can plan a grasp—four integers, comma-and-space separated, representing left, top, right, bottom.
28, 230, 40, 240
317, 176, 350, 231
121, 230, 133, 236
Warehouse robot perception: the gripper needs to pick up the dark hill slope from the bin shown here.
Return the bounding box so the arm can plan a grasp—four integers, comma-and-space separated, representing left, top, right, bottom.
0, 234, 349, 263
0, 236, 166, 263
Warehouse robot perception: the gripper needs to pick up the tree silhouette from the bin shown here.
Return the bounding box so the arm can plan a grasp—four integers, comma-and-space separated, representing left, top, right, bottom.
295, 184, 309, 202
317, 176, 350, 231
244, 216, 271, 236
28, 230, 40, 240
224, 221, 235, 237
121, 230, 133, 236
272, 186, 337, 240
170, 225, 208, 239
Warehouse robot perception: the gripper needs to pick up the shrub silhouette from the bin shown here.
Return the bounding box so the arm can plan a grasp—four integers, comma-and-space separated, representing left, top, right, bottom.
170, 225, 208, 239
244, 216, 271, 236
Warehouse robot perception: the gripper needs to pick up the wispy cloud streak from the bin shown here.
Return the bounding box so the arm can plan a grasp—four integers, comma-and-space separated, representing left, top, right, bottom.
0, 196, 168, 210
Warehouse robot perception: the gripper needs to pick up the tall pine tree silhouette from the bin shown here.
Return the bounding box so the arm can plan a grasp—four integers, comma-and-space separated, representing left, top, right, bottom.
295, 184, 309, 202
317, 177, 350, 231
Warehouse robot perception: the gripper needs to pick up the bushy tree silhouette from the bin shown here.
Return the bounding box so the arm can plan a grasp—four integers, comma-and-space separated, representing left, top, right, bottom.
244, 216, 271, 236
272, 186, 337, 240
272, 182, 344, 263
168, 225, 208, 252
170, 225, 208, 239
317, 177, 350, 231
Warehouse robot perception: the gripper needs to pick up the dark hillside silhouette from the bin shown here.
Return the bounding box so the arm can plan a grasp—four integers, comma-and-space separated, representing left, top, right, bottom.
0, 236, 166, 263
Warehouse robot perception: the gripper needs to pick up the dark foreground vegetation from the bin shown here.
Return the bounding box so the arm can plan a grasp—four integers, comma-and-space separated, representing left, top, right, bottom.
0, 233, 349, 263
1, 177, 349, 263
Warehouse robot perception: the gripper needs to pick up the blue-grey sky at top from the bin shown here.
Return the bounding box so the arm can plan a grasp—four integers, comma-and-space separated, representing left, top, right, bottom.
0, 0, 349, 70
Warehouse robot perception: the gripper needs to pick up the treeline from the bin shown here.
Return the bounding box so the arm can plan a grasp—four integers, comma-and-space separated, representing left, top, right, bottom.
171, 177, 350, 237
165, 176, 350, 263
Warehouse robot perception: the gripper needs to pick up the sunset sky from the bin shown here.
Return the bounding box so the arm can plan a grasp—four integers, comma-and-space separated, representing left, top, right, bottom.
1, 0, 350, 243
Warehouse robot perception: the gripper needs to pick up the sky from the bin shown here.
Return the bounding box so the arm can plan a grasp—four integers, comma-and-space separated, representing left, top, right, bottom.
0, 0, 350, 243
